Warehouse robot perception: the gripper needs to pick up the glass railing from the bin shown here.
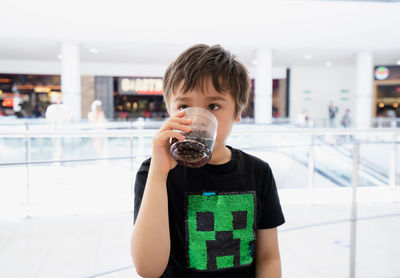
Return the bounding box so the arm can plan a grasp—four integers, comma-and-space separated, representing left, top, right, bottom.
0, 122, 399, 278
0, 123, 398, 217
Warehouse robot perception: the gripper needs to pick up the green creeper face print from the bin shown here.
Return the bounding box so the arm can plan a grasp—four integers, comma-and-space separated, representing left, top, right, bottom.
185, 192, 256, 271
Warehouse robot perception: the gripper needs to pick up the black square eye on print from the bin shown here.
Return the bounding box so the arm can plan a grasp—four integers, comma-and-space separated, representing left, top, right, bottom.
196, 212, 214, 231
232, 211, 247, 230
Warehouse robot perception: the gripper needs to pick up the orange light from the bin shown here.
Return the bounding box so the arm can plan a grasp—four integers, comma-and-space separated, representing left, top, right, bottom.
17, 85, 35, 90
0, 78, 11, 83
2, 98, 13, 107
34, 86, 52, 93
137, 90, 163, 95
378, 103, 385, 108
393, 103, 399, 108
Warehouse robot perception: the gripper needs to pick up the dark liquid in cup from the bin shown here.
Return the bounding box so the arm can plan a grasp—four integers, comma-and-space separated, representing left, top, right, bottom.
170, 138, 213, 168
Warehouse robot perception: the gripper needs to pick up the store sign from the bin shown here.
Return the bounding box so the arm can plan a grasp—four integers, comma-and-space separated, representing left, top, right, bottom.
0, 78, 11, 83
2, 98, 13, 107
375, 66, 390, 80
34, 86, 52, 93
119, 78, 163, 95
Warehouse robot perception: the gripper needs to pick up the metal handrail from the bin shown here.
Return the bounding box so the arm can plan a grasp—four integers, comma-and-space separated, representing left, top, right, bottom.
0, 127, 399, 138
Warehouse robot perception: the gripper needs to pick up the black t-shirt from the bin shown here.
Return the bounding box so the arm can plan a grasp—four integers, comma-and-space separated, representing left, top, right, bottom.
134, 145, 285, 278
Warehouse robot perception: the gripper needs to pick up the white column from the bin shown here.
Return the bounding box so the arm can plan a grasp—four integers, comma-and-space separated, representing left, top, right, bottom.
254, 49, 273, 124
355, 51, 373, 129
61, 42, 81, 121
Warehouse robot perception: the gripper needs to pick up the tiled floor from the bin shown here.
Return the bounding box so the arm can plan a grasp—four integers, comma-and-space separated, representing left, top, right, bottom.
1, 201, 399, 278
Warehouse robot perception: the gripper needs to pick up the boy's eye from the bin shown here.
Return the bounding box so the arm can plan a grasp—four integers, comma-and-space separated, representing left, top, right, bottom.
178, 105, 188, 110
208, 104, 220, 111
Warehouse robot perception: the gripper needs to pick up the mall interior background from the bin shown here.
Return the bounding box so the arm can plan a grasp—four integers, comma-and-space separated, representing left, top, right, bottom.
0, 0, 400, 278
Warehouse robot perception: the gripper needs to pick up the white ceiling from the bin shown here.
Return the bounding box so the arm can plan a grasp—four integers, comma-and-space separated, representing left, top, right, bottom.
0, 0, 400, 68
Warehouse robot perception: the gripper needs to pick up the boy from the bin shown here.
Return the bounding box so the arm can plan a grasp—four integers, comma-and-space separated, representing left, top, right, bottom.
131, 44, 285, 277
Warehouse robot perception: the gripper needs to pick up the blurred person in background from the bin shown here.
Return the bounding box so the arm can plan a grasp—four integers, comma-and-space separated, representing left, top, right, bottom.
131, 101, 142, 118
340, 108, 352, 128
296, 109, 314, 127
88, 100, 107, 158
328, 101, 338, 128
45, 93, 70, 127
13, 94, 24, 118
32, 104, 43, 118
385, 109, 398, 127
45, 93, 70, 163
296, 110, 307, 127
88, 100, 106, 124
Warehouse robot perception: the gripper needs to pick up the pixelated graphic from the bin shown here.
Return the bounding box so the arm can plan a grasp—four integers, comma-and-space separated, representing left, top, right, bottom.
186, 192, 255, 271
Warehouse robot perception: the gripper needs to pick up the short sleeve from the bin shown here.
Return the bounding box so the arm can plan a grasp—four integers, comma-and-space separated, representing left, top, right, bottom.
133, 158, 151, 225
258, 165, 285, 229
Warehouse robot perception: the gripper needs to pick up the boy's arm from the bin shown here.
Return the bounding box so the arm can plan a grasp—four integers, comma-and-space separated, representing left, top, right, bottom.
130, 110, 192, 277
130, 164, 170, 278
255, 228, 282, 278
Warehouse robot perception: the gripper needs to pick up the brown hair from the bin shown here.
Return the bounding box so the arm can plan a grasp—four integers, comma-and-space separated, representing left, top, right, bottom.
163, 44, 250, 118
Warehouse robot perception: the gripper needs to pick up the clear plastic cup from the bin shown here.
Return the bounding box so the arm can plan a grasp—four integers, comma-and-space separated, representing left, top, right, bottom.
169, 107, 218, 168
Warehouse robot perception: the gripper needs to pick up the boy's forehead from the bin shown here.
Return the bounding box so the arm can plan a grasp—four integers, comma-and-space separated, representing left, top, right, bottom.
171, 80, 231, 102
171, 92, 229, 103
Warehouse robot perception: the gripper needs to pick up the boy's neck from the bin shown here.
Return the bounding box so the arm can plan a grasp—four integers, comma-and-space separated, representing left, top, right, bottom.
208, 145, 231, 165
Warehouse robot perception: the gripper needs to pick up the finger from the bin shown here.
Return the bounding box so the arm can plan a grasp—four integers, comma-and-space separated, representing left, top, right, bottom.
159, 121, 192, 133
169, 116, 192, 124
172, 109, 187, 118
161, 113, 191, 128
156, 130, 186, 142
162, 117, 192, 130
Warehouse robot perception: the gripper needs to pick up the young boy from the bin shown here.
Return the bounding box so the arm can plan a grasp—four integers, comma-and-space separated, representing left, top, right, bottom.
131, 44, 285, 278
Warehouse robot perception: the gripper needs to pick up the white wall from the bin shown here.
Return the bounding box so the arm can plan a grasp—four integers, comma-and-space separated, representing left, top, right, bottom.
290, 66, 356, 127
0, 59, 168, 77
0, 59, 287, 79
247, 66, 287, 79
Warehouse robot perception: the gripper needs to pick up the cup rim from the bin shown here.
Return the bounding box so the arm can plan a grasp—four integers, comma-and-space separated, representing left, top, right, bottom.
181, 107, 218, 126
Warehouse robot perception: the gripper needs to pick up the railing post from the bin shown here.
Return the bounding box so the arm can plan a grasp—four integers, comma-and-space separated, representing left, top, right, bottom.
307, 135, 315, 191
350, 143, 359, 278
130, 134, 134, 210
24, 123, 31, 218
389, 138, 397, 189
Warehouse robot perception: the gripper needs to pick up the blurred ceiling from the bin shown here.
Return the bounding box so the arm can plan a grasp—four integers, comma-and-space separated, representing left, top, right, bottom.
0, 0, 399, 68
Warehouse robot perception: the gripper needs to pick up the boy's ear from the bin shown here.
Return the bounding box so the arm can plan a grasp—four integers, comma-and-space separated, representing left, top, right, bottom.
234, 112, 241, 123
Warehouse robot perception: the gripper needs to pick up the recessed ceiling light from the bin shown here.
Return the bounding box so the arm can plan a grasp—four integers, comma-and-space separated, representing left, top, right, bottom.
304, 54, 312, 60
57, 54, 63, 60
325, 61, 332, 67
90, 48, 99, 54
396, 60, 400, 65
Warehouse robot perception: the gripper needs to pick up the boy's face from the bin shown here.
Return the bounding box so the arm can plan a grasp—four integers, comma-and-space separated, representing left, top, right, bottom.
167, 78, 241, 151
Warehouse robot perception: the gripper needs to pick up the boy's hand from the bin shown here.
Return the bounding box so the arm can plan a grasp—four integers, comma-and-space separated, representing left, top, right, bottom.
151, 109, 192, 175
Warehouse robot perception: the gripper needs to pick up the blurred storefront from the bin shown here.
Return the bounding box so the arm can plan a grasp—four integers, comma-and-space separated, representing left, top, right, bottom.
111, 76, 288, 121
0, 73, 289, 121
374, 66, 400, 120
113, 77, 167, 120
0, 74, 61, 118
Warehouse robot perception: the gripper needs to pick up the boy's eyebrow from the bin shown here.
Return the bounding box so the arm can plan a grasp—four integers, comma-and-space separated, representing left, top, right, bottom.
172, 96, 191, 102
173, 96, 227, 102
205, 96, 227, 102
